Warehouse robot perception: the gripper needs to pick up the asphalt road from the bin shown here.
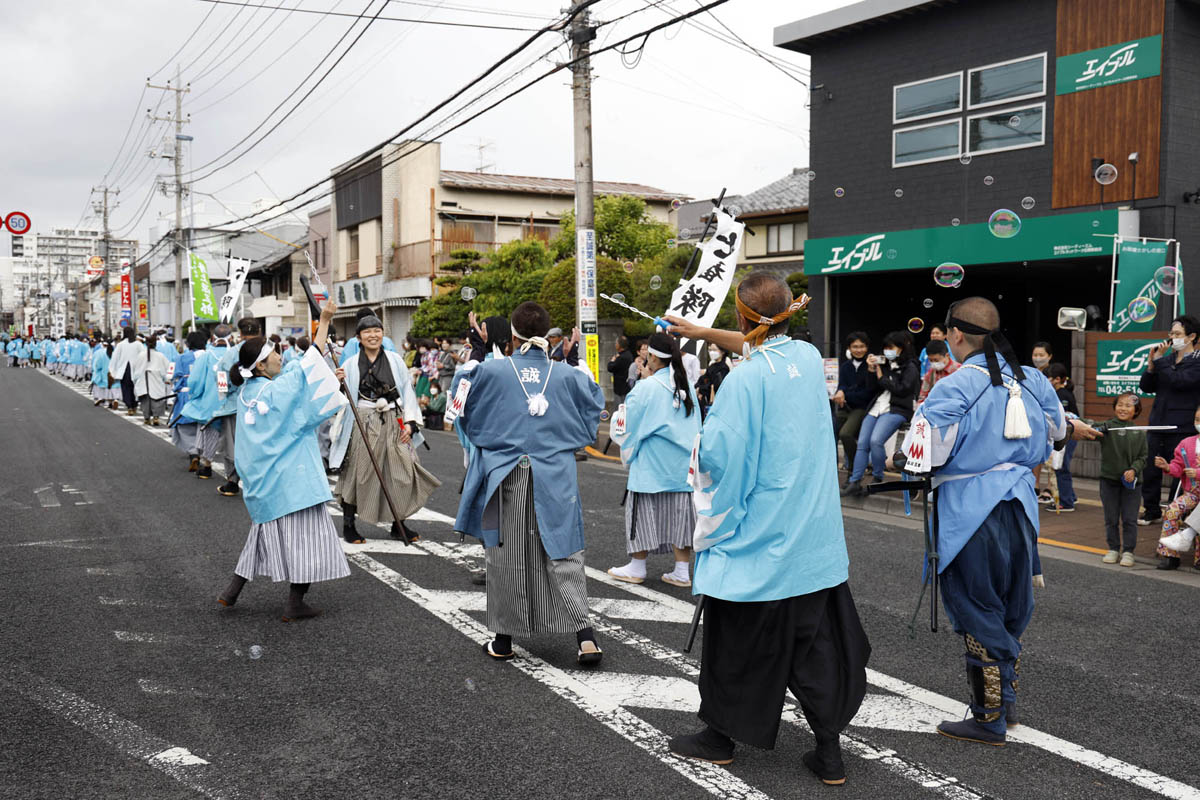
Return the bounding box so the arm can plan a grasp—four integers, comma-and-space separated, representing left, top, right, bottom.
3, 364, 1199, 800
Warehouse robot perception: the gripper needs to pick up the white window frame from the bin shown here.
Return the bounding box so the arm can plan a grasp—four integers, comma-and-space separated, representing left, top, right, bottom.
965, 102, 1046, 157
892, 71, 963, 125
966, 52, 1047, 110
892, 118, 962, 168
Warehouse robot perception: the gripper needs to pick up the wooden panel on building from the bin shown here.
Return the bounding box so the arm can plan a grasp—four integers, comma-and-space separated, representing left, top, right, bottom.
1051, 0, 1164, 209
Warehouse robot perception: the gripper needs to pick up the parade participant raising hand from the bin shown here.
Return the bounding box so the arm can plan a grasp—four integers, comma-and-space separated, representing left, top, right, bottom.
215, 299, 351, 622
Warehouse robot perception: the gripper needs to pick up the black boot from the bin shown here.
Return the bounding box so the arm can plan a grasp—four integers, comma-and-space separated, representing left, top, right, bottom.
390, 520, 418, 543
217, 575, 247, 607
217, 479, 240, 497
282, 583, 319, 622
802, 737, 846, 785
342, 503, 364, 544
1157, 556, 1181, 570
668, 726, 734, 765
197, 462, 213, 479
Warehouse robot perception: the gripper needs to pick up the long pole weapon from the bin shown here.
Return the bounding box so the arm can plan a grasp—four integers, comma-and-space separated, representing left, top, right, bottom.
300, 273, 413, 545
867, 451, 939, 634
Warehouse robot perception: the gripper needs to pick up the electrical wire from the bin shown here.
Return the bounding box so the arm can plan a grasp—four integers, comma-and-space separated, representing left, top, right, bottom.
98, 85, 149, 186
179, 3, 250, 76
191, 0, 542, 30
187, 0, 278, 84
147, 3, 219, 79
386, 0, 553, 21
692, 0, 808, 86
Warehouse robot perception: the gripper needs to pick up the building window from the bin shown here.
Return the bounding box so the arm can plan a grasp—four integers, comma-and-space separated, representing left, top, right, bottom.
966, 103, 1045, 155
348, 227, 359, 261
766, 222, 806, 254
893, 119, 962, 167
893, 72, 962, 124
275, 265, 291, 299
968, 53, 1046, 109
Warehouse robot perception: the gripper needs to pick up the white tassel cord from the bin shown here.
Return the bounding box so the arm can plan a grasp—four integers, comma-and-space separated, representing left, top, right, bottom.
962, 364, 1032, 440
527, 393, 549, 416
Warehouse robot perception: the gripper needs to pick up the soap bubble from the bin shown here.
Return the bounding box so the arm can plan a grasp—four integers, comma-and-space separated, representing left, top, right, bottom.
983, 175, 994, 186
611, 293, 625, 304
959, 153, 972, 165
623, 261, 634, 273
923, 298, 934, 309
649, 275, 662, 290
1092, 220, 1100, 227
1021, 196, 1036, 210
988, 208, 1022, 238
1094, 163, 1119, 185
1155, 266, 1181, 295
670, 198, 683, 211
806, 170, 816, 180
460, 286, 477, 301
1008, 115, 1021, 127
465, 678, 477, 691
951, 218, 961, 227
894, 188, 904, 198
249, 645, 263, 660
1127, 296, 1157, 324
599, 410, 610, 421
933, 262, 965, 288
834, 187, 845, 198
680, 228, 692, 238
886, 249, 897, 260
666, 238, 677, 248
726, 204, 742, 217
907, 317, 925, 334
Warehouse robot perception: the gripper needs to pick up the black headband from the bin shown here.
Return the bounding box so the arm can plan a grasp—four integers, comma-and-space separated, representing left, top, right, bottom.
946, 310, 1025, 386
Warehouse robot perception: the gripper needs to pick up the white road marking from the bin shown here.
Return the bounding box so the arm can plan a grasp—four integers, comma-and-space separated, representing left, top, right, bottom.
10, 536, 98, 549
349, 552, 771, 800
33, 485, 60, 508
137, 679, 222, 699
0, 670, 236, 800
100, 596, 170, 608
339, 539, 428, 556
114, 631, 183, 644
87, 567, 125, 576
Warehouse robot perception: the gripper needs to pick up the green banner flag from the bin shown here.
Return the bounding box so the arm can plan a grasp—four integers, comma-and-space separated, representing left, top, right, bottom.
189, 251, 219, 322
1111, 240, 1169, 332
1055, 35, 1162, 95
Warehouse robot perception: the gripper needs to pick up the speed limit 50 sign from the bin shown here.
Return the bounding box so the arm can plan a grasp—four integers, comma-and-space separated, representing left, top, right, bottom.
3, 212, 31, 235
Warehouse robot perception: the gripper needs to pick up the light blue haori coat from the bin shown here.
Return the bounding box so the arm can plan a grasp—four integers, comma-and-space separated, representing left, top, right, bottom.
180, 344, 230, 424
214, 346, 244, 418
156, 339, 178, 363
454, 348, 604, 559
91, 349, 110, 387
901, 352, 1066, 572
339, 335, 396, 365
169, 349, 201, 426
611, 365, 700, 494
692, 336, 849, 603
235, 347, 348, 524
327, 348, 425, 469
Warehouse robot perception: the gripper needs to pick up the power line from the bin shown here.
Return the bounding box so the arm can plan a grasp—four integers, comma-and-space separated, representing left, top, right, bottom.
191, 0, 542, 31
187, 0, 278, 84
386, 0, 553, 21
692, 0, 808, 86
98, 85, 148, 186
179, 3, 249, 76
190, 0, 314, 102
148, 3, 219, 79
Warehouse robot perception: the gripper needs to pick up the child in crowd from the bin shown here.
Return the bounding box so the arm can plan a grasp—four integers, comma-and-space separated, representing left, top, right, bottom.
916, 324, 946, 378
916, 339, 958, 404
1092, 392, 1148, 566
1046, 363, 1078, 512
1154, 404, 1200, 570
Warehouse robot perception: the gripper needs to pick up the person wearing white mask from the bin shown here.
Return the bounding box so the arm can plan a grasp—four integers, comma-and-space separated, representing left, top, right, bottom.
1030, 341, 1053, 373
841, 330, 920, 497
696, 344, 730, 418
917, 339, 960, 404
1138, 315, 1200, 534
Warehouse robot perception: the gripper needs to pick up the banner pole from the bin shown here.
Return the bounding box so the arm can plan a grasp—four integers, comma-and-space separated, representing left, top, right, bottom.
1108, 236, 1120, 332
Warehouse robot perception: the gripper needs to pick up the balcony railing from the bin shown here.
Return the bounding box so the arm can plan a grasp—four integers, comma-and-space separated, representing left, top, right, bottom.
346, 259, 359, 278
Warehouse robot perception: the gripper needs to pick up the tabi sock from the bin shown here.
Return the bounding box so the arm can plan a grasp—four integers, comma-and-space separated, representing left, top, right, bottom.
670, 561, 690, 579
616, 558, 647, 578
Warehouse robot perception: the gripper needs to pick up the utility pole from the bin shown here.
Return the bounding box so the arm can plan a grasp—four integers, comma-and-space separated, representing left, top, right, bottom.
569, 3, 599, 382
93, 185, 118, 333
148, 67, 189, 336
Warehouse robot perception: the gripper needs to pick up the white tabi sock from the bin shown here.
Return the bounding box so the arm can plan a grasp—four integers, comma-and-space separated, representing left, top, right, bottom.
670, 561, 690, 580
613, 558, 647, 579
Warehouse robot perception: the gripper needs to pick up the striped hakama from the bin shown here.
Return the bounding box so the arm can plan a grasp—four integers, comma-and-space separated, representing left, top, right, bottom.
234, 502, 351, 583
198, 422, 222, 460
625, 490, 696, 555
335, 407, 440, 524
485, 463, 591, 636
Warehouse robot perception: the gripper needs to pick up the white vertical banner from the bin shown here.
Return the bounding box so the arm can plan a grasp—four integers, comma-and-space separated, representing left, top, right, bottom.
667, 207, 745, 345
218, 257, 252, 323
575, 227, 599, 382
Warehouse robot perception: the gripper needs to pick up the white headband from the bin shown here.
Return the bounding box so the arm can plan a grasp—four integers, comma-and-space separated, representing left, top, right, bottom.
647, 346, 672, 359
238, 341, 274, 379
511, 324, 550, 356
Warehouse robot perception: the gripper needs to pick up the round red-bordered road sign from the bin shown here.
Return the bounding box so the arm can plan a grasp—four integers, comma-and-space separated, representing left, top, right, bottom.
4, 212, 31, 235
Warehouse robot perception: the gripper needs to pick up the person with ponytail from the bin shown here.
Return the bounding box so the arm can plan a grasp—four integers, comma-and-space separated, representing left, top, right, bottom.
215, 299, 350, 621
608, 331, 701, 588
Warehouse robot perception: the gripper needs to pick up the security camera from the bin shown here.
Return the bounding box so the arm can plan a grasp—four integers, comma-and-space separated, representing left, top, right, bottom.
1128, 152, 1139, 163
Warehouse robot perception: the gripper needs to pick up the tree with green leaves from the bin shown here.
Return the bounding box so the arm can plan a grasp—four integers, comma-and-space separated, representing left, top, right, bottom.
551, 195, 674, 263
538, 255, 635, 332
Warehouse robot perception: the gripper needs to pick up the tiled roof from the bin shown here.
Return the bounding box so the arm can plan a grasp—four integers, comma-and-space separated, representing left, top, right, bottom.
440, 171, 680, 202
735, 168, 810, 217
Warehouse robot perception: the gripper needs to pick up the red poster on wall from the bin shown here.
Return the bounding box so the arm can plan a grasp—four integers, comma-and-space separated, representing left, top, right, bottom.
120, 272, 132, 312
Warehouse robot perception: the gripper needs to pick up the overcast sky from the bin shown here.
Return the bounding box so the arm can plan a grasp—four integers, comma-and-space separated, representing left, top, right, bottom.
0, 0, 849, 254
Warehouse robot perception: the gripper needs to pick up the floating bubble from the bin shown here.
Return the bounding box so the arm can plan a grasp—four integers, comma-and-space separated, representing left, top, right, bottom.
950, 218, 961, 227
806, 169, 816, 180
894, 188, 904, 198
465, 678, 477, 692
611, 293, 625, 303
460, 286, 477, 301
988, 208, 1022, 238
670, 198, 683, 211
983, 175, 994, 186
1092, 220, 1100, 227
623, 261, 634, 273
885, 249, 897, 260
249, 645, 263, 660
908, 317, 925, 334
1094, 163, 1118, 185
933, 262, 965, 288
1008, 115, 1021, 127
1021, 196, 1036, 210
666, 238, 677, 248
680, 228, 692, 238
834, 187, 845, 198
649, 275, 662, 290
959, 153, 972, 165
599, 410, 610, 421
923, 298, 934, 309
1155, 266, 1181, 295
726, 204, 742, 217
517, 454, 531, 468
1127, 296, 1157, 324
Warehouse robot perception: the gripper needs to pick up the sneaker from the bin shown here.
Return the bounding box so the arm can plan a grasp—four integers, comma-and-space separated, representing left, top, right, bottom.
1138, 513, 1162, 527
839, 480, 864, 498
1159, 528, 1195, 551
1050, 503, 1074, 513
1120, 551, 1136, 567
1102, 550, 1119, 564
1037, 491, 1054, 505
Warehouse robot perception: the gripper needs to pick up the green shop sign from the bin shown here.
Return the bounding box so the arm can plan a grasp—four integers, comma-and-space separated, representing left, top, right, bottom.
1111, 240, 1169, 332
1055, 35, 1162, 96
805, 210, 1117, 276
1096, 339, 1160, 397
